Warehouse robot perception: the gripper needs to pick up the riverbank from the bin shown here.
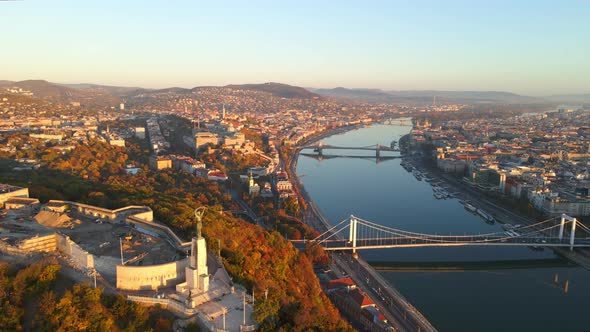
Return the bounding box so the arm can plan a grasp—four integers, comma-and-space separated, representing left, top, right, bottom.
286, 121, 437, 332
293, 122, 590, 332
369, 258, 575, 271
405, 153, 590, 270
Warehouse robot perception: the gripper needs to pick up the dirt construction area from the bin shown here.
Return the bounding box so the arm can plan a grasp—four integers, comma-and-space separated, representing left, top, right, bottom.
1, 208, 183, 282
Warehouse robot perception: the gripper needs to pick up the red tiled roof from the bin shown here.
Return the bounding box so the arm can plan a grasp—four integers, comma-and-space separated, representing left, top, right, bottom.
349, 288, 375, 308
326, 277, 355, 290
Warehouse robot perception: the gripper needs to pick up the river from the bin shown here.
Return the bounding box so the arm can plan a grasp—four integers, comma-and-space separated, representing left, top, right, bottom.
296, 123, 590, 332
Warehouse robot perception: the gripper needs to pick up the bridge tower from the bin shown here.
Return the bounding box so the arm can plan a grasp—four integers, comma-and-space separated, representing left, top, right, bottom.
376, 144, 380, 158
314, 142, 323, 157
559, 214, 578, 251
349, 215, 358, 257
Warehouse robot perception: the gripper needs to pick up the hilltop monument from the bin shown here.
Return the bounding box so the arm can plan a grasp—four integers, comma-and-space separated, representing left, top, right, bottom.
176, 207, 210, 307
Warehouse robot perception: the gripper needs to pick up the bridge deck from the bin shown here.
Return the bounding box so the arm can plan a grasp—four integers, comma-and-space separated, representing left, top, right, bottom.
315, 237, 590, 250
302, 144, 399, 152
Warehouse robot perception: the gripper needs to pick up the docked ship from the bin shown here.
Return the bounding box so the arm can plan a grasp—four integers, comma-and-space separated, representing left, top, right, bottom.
432, 186, 450, 199
412, 169, 423, 181
464, 202, 477, 212
400, 160, 413, 172
476, 208, 495, 224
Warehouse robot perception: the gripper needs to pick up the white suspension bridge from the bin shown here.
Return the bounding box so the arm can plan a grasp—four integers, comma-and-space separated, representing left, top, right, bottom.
299, 214, 590, 254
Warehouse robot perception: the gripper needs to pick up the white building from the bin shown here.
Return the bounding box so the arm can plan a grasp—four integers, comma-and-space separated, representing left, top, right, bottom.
134, 127, 146, 139
248, 173, 260, 195
194, 132, 220, 150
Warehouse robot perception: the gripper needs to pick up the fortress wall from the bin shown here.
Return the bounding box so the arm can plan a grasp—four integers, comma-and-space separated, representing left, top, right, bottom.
56, 234, 94, 269
129, 210, 153, 221
47, 200, 152, 222
0, 187, 29, 208
0, 241, 28, 256
127, 216, 189, 249
116, 258, 189, 290
113, 206, 154, 221
18, 234, 58, 252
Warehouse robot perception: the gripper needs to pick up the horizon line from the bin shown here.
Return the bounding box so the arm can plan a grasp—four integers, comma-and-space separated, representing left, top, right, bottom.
2, 78, 589, 97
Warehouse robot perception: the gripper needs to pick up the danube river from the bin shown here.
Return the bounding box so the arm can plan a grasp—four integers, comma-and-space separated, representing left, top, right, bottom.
296, 123, 590, 332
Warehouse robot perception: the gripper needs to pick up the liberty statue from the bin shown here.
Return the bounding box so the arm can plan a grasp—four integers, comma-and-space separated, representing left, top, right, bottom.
194, 207, 206, 239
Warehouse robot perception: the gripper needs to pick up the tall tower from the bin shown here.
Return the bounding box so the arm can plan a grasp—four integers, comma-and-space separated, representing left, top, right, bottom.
221, 104, 226, 120
185, 215, 209, 295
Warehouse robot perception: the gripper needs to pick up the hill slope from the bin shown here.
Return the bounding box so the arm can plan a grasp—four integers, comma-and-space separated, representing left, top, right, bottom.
312, 87, 543, 104
225, 82, 320, 99
0, 80, 78, 99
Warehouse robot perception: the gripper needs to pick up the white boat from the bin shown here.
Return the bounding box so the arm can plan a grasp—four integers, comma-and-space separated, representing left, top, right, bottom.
476, 208, 495, 223
413, 170, 423, 181
464, 202, 477, 212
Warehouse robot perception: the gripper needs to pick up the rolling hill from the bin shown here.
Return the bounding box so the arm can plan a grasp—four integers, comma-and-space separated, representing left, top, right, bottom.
311, 87, 544, 104
225, 82, 320, 99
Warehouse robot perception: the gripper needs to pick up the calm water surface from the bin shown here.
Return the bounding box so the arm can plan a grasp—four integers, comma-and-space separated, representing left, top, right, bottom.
296, 123, 590, 332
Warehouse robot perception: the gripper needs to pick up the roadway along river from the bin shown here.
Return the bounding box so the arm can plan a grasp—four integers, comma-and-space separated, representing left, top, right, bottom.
296, 122, 590, 332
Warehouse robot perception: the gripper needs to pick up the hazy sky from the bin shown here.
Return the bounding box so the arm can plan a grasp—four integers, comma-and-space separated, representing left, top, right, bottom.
1, 0, 589, 95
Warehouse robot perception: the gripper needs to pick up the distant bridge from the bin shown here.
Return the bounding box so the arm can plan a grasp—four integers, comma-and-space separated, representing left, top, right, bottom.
385, 118, 412, 125
294, 214, 590, 254
301, 143, 400, 158
299, 152, 402, 161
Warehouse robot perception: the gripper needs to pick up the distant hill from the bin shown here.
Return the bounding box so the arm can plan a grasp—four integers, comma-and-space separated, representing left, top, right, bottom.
311, 87, 544, 104
0, 80, 79, 99
544, 94, 590, 104
225, 82, 320, 99
3, 79, 586, 105
0, 80, 123, 105
59, 83, 143, 96
311, 87, 394, 103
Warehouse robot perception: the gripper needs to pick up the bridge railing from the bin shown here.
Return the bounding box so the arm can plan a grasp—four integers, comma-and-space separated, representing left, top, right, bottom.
311, 215, 589, 250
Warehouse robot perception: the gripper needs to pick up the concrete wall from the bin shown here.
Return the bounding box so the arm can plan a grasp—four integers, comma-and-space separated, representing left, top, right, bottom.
126, 216, 190, 249
126, 209, 153, 221
46, 200, 153, 222
116, 258, 188, 290
0, 187, 29, 208
18, 234, 58, 252
56, 234, 94, 270
2, 233, 95, 269
0, 241, 28, 256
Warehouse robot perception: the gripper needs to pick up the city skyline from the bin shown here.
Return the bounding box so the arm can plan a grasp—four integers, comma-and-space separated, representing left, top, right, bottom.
2, 0, 589, 95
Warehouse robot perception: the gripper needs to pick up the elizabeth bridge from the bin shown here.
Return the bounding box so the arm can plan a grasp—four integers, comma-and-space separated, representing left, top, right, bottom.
296, 214, 590, 254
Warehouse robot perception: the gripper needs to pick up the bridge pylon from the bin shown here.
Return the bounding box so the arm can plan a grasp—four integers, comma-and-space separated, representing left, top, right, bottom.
349, 215, 358, 255
570, 217, 577, 251
559, 214, 578, 251
559, 214, 566, 240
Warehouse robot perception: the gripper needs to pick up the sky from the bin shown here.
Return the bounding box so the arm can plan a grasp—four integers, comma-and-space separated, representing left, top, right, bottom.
1, 0, 589, 95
